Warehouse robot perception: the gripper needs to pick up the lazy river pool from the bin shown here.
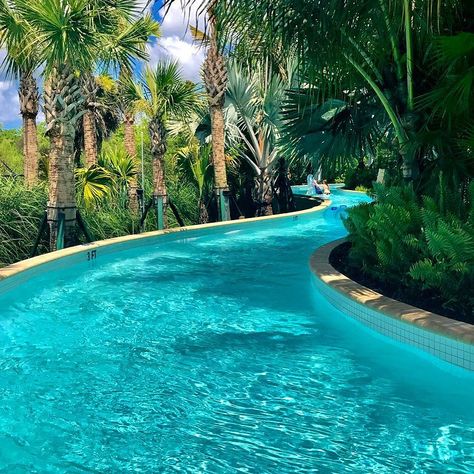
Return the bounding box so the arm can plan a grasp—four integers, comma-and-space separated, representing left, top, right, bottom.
0, 188, 473, 472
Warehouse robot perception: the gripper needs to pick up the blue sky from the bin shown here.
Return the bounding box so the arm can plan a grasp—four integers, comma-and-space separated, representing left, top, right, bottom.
0, 1, 205, 130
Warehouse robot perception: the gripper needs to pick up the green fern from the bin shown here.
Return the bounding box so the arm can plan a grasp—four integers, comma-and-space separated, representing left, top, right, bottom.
345, 183, 474, 316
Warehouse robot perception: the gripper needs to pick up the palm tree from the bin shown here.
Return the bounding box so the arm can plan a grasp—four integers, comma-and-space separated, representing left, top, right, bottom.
100, 144, 138, 208
226, 60, 291, 216
0, 0, 40, 186
119, 69, 142, 212
123, 106, 139, 209
178, 0, 465, 183
82, 14, 159, 168
82, 73, 100, 167
202, 1, 230, 220
121, 62, 200, 229
75, 165, 113, 209
111, 17, 160, 212
76, 146, 138, 209
17, 0, 155, 249
74, 74, 122, 165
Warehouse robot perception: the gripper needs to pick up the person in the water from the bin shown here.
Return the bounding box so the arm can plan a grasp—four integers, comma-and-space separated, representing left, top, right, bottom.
312, 178, 324, 194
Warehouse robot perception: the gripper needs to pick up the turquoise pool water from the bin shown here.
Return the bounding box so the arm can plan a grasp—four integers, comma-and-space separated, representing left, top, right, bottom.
1, 189, 473, 472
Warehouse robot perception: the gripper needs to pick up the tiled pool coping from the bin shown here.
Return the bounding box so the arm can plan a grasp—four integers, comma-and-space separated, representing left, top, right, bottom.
0, 198, 331, 286
310, 238, 474, 371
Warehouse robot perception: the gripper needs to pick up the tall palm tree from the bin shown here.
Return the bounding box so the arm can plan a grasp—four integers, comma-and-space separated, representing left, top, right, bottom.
119, 69, 142, 212
106, 16, 161, 212
17, 0, 155, 249
0, 0, 40, 186
123, 106, 139, 209
121, 62, 200, 229
226, 60, 292, 216
82, 73, 99, 167
202, 1, 230, 220
82, 14, 159, 168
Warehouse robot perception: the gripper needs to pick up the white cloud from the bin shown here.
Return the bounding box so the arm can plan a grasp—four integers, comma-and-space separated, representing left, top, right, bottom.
0, 49, 20, 127
160, 2, 206, 40
0, 81, 19, 126
147, 37, 205, 82
146, 2, 207, 83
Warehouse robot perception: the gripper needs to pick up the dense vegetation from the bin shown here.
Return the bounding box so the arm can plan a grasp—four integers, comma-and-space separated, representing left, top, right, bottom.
343, 183, 474, 319
179, 0, 472, 317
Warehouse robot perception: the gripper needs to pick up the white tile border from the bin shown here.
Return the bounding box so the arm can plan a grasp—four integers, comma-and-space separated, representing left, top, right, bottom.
310, 238, 474, 371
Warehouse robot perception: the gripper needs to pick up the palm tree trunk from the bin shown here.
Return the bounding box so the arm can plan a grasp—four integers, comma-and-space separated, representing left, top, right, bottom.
210, 104, 227, 189
254, 168, 273, 216
81, 73, 99, 167
124, 111, 139, 212
47, 130, 77, 249
203, 6, 230, 221
44, 68, 84, 250
19, 71, 39, 186
23, 115, 39, 185
83, 110, 97, 167
149, 118, 167, 229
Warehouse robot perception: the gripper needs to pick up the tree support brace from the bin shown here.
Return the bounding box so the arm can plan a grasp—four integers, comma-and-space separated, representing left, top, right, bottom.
31, 208, 95, 257
155, 195, 165, 230
76, 210, 94, 243
31, 211, 48, 258
56, 212, 65, 250
168, 199, 184, 227
139, 198, 154, 232
215, 187, 230, 222
138, 197, 184, 231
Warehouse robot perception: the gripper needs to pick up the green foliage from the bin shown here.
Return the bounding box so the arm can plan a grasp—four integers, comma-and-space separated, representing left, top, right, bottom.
0, 125, 50, 178
176, 140, 212, 200
344, 182, 474, 316
80, 204, 141, 241
408, 182, 474, 312
0, 128, 23, 175
344, 165, 376, 190
75, 165, 114, 208
0, 178, 47, 267
121, 61, 202, 122
100, 144, 138, 204
75, 145, 139, 208
226, 59, 292, 176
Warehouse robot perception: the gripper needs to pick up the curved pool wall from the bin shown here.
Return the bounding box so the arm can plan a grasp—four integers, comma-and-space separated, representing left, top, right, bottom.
311, 239, 474, 372
0, 200, 331, 295
1, 188, 474, 472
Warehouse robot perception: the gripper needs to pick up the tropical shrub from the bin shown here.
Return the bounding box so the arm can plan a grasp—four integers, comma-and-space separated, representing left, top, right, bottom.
0, 178, 48, 267
343, 182, 473, 317
409, 185, 474, 314
344, 165, 377, 190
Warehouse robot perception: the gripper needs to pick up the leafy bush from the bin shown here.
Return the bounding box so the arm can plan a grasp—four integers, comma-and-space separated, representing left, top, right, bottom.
343, 182, 474, 317
0, 178, 48, 266
344, 164, 377, 190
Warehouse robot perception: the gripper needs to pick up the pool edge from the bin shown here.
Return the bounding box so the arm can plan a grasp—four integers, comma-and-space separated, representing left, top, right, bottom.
0, 199, 331, 283
310, 239, 474, 371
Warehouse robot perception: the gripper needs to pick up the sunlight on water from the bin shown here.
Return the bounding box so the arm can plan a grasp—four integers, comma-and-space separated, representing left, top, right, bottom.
0, 189, 474, 472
